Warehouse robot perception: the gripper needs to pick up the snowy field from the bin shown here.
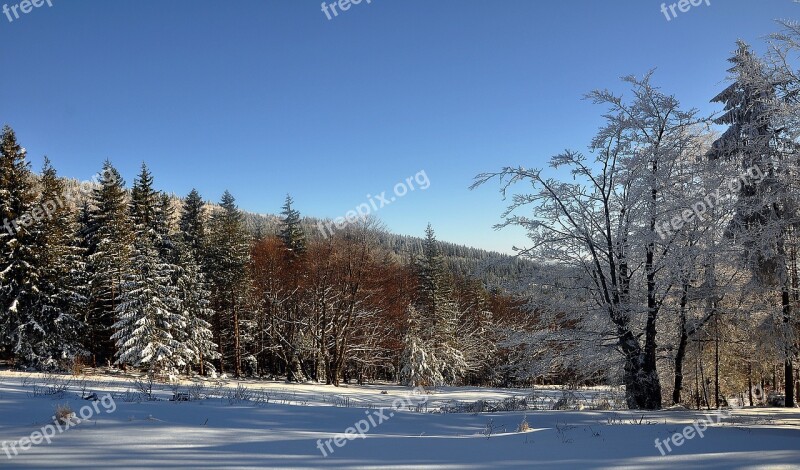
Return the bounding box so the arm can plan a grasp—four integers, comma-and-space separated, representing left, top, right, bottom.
0, 371, 798, 469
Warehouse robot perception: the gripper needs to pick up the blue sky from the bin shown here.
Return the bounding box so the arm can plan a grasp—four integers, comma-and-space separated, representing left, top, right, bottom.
1, 0, 797, 253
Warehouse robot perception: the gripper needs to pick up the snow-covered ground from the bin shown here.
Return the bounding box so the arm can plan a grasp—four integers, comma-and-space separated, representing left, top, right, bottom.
0, 372, 798, 469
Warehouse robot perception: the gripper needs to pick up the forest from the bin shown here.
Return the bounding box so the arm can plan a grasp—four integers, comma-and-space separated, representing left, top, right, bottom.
2, 21, 800, 413
0, 136, 530, 390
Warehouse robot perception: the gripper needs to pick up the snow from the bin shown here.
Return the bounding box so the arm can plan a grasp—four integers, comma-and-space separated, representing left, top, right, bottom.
0, 372, 798, 469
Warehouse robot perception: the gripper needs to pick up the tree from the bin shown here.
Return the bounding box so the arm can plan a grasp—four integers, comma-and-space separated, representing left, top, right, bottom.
454, 277, 496, 384
408, 224, 466, 385
174, 243, 217, 374
180, 189, 206, 259
710, 41, 800, 407
84, 161, 132, 365
177, 189, 217, 374
0, 126, 38, 362
205, 190, 250, 376
130, 163, 159, 237
250, 235, 299, 379
112, 234, 184, 372
770, 10, 800, 408
473, 74, 705, 409
279, 195, 307, 257
273, 194, 309, 381
113, 166, 185, 372
400, 305, 442, 387
320, 219, 387, 385
15, 158, 86, 368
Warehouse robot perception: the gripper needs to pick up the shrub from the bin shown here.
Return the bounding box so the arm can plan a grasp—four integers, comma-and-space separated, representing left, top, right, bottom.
517, 414, 531, 432
54, 404, 74, 424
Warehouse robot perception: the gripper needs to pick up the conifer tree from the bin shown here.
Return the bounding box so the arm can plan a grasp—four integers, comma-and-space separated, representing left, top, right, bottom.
0, 126, 38, 361
205, 190, 250, 376
113, 169, 191, 373
276, 194, 309, 381
112, 234, 184, 372
15, 159, 86, 368
130, 163, 159, 239
710, 41, 800, 407
177, 189, 218, 374
400, 305, 443, 387
174, 242, 217, 374
279, 195, 306, 257
85, 161, 132, 365
180, 189, 206, 260
410, 224, 466, 384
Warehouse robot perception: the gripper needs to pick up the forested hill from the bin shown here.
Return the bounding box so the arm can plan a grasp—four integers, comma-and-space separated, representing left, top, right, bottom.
374, 231, 534, 288
240, 211, 534, 289
57, 177, 532, 289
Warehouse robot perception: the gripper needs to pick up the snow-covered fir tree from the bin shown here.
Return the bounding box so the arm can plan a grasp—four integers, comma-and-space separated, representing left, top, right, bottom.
710, 41, 800, 407
174, 242, 218, 374
112, 167, 184, 372
179, 189, 206, 258
0, 126, 39, 362
112, 233, 185, 372
400, 305, 443, 387
84, 161, 132, 365
205, 190, 251, 376
176, 188, 219, 375
14, 159, 86, 368
130, 163, 159, 235
405, 224, 467, 385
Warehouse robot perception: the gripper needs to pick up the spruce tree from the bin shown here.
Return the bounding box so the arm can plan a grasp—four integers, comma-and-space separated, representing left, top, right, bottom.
279, 194, 306, 256
411, 224, 466, 385
112, 234, 184, 373
180, 189, 206, 260
130, 163, 159, 239
16, 159, 86, 368
400, 305, 443, 387
113, 168, 190, 373
0, 126, 37, 361
174, 242, 217, 374
85, 161, 132, 365
177, 190, 217, 374
417, 224, 451, 317
205, 190, 250, 376
157, 190, 216, 374
710, 41, 800, 407
277, 194, 308, 381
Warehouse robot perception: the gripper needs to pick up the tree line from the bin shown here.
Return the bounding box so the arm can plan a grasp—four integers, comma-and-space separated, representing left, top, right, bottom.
0, 139, 526, 387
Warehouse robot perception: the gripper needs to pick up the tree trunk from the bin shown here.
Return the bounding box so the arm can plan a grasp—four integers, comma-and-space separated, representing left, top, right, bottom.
215, 308, 224, 375
782, 285, 795, 407
620, 329, 661, 410
234, 306, 241, 377
642, 288, 662, 409
714, 309, 720, 409
288, 354, 305, 382
773, 365, 778, 394
699, 341, 710, 410
695, 342, 702, 410
673, 282, 690, 405
641, 161, 662, 411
